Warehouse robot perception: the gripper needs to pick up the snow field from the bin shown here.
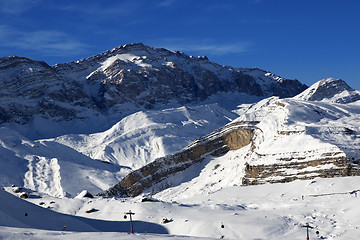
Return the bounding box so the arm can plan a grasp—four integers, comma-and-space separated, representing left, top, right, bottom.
2, 176, 359, 239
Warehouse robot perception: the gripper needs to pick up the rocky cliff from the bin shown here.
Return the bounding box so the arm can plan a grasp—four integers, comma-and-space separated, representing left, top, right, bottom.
0, 56, 96, 123
242, 153, 359, 185
0, 43, 307, 125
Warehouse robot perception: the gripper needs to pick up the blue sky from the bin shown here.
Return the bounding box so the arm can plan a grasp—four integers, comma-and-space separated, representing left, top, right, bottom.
0, 0, 359, 89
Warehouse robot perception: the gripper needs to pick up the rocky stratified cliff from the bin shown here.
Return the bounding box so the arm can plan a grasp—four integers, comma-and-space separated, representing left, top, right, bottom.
0, 43, 307, 124
242, 153, 359, 185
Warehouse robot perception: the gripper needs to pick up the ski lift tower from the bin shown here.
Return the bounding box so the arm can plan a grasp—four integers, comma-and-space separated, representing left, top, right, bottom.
124, 210, 135, 234
302, 223, 314, 240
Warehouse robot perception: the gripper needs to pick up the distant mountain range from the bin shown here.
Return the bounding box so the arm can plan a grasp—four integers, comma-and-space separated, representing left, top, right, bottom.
0, 43, 359, 199
0, 43, 307, 125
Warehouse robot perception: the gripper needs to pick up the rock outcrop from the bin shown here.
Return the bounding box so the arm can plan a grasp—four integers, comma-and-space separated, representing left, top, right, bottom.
242, 153, 359, 185
101, 121, 255, 197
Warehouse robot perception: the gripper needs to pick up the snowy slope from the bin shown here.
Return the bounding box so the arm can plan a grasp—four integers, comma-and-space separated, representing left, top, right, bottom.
2, 176, 359, 239
0, 187, 169, 236
0, 127, 124, 197
50, 104, 237, 170
0, 104, 238, 197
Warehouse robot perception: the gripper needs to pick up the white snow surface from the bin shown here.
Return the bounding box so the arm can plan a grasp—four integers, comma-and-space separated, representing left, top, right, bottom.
1, 176, 359, 239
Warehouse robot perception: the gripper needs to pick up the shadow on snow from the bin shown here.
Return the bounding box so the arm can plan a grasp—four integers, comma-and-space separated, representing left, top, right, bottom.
0, 189, 168, 234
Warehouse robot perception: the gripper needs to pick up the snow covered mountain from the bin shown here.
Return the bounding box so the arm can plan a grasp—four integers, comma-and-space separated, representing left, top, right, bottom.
103, 80, 360, 198
0, 43, 306, 129
294, 78, 360, 103
0, 43, 358, 199
1, 45, 360, 239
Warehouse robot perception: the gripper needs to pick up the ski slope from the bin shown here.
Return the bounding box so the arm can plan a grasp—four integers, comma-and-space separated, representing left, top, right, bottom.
1, 176, 359, 239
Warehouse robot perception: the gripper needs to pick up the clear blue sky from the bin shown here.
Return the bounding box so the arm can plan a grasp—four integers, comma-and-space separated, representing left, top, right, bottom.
0, 0, 359, 89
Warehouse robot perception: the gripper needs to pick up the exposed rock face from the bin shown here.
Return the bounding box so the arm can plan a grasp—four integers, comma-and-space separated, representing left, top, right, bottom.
0, 43, 307, 124
242, 154, 359, 185
55, 43, 307, 110
101, 122, 255, 197
0, 56, 96, 124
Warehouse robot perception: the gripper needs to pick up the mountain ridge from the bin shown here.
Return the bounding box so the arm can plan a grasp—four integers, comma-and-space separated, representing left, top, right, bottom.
0, 43, 307, 128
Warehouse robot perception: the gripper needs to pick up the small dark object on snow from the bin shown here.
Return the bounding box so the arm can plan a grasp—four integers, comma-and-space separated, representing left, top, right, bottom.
84, 192, 94, 198
85, 208, 98, 213
350, 190, 358, 197
19, 193, 28, 199
39, 202, 45, 205
141, 197, 154, 202
49, 201, 55, 204
81, 190, 94, 198
13, 187, 21, 193
221, 224, 225, 229
162, 218, 173, 224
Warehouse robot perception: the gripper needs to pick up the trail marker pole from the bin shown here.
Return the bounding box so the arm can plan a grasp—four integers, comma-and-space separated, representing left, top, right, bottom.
124, 210, 135, 234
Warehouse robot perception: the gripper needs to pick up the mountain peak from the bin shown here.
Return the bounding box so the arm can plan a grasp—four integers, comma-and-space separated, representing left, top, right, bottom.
294, 78, 360, 103
319, 78, 352, 89
111, 42, 150, 52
